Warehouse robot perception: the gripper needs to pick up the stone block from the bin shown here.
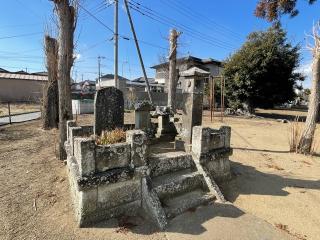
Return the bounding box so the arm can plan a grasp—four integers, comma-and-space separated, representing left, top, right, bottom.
95, 143, 131, 172
94, 87, 124, 136
67, 120, 77, 141
204, 156, 231, 182
221, 126, 231, 148
192, 126, 228, 158
74, 138, 95, 176
80, 200, 141, 227
79, 187, 98, 217
97, 180, 141, 209
141, 177, 167, 229
69, 126, 94, 155
126, 130, 148, 167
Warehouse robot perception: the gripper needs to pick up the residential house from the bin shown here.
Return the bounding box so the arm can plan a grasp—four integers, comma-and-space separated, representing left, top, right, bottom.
0, 69, 48, 102
97, 74, 129, 92
98, 74, 165, 93
151, 56, 223, 92
71, 80, 96, 99
130, 77, 165, 92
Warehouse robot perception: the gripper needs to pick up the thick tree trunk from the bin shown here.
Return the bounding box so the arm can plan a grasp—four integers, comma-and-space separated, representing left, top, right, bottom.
42, 36, 59, 129
167, 29, 179, 112
53, 0, 76, 160
297, 55, 320, 154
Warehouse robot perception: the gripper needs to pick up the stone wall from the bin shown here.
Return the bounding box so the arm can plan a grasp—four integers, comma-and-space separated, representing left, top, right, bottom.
192, 126, 232, 183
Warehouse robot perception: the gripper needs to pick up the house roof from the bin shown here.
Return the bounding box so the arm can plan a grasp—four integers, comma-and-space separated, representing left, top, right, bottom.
126, 80, 163, 87
100, 74, 130, 82
151, 56, 223, 69
180, 67, 211, 77
31, 71, 48, 76
132, 77, 156, 83
0, 72, 48, 81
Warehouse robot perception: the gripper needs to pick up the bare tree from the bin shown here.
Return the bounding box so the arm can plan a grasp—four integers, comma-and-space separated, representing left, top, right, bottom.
297, 23, 320, 154
42, 35, 59, 129
167, 29, 180, 112
51, 0, 77, 160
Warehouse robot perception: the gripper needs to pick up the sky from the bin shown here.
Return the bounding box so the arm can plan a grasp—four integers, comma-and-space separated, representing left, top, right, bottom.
0, 0, 319, 87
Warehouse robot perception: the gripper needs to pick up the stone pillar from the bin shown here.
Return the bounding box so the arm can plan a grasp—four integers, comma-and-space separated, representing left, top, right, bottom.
126, 130, 148, 167
175, 67, 209, 152
134, 102, 152, 130
94, 87, 124, 136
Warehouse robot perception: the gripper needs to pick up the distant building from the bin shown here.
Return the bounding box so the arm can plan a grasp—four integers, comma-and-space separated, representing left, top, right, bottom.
98, 74, 129, 92
71, 80, 96, 99
97, 74, 165, 93
130, 77, 165, 92
151, 56, 223, 91
0, 69, 48, 102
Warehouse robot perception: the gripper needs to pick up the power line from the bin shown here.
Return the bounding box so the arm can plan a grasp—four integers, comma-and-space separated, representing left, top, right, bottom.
78, 3, 169, 52
128, 3, 234, 50
129, 0, 237, 49
0, 32, 42, 40
128, 1, 235, 49
160, 0, 243, 41
78, 3, 114, 33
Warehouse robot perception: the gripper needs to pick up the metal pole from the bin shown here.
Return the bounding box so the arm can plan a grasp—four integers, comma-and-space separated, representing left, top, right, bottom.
222, 76, 225, 121
114, 0, 119, 89
98, 56, 101, 88
8, 102, 12, 124
123, 0, 153, 104
220, 77, 223, 122
210, 76, 213, 122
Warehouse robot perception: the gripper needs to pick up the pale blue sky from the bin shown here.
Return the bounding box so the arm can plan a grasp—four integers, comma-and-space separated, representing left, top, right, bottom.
0, 0, 319, 87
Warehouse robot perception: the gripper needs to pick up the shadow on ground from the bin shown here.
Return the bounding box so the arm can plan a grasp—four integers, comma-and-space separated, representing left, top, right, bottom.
255, 112, 307, 121
87, 203, 245, 236
233, 147, 290, 154
221, 161, 320, 202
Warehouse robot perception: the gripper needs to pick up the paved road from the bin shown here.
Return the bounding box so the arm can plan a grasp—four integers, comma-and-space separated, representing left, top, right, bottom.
0, 112, 41, 126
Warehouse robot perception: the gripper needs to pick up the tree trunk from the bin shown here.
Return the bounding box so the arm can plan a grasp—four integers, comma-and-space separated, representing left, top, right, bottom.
53, 0, 76, 160
42, 35, 59, 129
167, 29, 179, 112
297, 53, 320, 154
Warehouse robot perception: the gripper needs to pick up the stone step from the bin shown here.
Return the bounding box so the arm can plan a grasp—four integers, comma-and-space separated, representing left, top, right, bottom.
148, 151, 194, 177
163, 189, 215, 219
152, 169, 205, 200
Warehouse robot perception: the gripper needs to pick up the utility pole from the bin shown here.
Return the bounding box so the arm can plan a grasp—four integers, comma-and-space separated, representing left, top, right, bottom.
168, 29, 180, 112
123, 0, 153, 104
98, 56, 105, 88
114, 0, 119, 89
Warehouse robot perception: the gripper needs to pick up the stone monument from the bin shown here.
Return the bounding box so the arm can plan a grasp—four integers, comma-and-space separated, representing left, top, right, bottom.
94, 87, 124, 136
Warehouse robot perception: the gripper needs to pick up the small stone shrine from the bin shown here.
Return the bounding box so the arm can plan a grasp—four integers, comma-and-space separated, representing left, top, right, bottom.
64, 70, 233, 230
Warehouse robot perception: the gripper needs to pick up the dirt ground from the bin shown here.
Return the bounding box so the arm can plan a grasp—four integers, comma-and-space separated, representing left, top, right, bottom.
0, 110, 319, 240
202, 111, 320, 240
0, 103, 40, 117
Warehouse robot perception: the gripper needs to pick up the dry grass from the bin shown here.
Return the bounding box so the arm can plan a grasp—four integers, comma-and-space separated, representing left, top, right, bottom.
0, 103, 40, 116
288, 116, 303, 153
96, 128, 126, 145
288, 116, 320, 155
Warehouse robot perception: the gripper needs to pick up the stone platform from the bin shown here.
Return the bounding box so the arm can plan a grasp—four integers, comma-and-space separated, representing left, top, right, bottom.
65, 121, 233, 229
